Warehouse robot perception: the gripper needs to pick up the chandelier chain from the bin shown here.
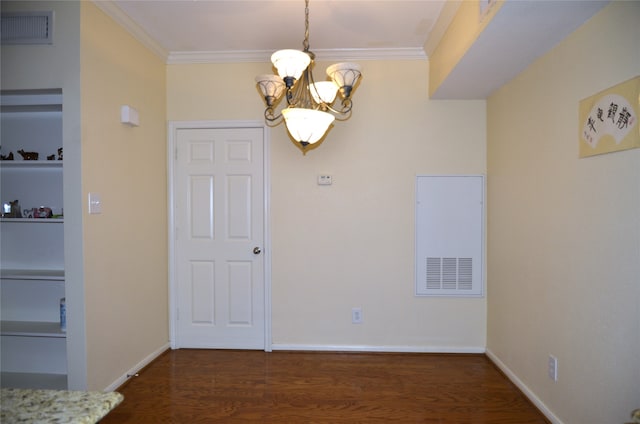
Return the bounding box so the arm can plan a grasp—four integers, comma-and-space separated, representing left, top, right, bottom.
303, 0, 310, 52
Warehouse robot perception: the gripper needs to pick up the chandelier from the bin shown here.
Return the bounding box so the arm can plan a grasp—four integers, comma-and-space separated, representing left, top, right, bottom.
255, 0, 362, 151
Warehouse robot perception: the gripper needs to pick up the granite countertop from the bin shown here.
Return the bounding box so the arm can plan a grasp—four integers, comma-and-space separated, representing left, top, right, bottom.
0, 388, 123, 423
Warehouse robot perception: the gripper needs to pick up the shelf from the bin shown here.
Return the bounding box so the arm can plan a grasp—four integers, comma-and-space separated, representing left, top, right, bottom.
0, 372, 67, 390
0, 104, 62, 114
1, 88, 63, 104
1, 321, 65, 338
0, 218, 63, 223
0, 160, 62, 168
0, 269, 64, 280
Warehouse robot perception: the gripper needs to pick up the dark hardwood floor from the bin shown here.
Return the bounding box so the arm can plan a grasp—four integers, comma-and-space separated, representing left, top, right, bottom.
101, 349, 549, 423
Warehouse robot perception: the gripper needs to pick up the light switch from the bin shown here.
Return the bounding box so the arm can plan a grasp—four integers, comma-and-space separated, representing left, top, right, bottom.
88, 192, 102, 214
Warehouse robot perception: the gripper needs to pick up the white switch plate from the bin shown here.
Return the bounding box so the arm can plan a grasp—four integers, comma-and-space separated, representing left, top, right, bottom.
318, 175, 332, 185
88, 192, 102, 214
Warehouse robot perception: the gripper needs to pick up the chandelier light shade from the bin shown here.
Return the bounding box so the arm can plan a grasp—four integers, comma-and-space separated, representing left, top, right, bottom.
255, 0, 362, 151
326, 62, 362, 98
310, 81, 339, 104
255, 75, 285, 107
282, 108, 336, 145
271, 49, 311, 82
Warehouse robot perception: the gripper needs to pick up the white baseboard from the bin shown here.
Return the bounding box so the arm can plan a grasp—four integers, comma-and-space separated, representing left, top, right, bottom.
485, 348, 563, 424
104, 342, 170, 392
271, 344, 485, 354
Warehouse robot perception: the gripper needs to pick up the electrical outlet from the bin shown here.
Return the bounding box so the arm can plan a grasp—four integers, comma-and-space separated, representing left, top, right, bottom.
548, 355, 558, 382
352, 307, 362, 324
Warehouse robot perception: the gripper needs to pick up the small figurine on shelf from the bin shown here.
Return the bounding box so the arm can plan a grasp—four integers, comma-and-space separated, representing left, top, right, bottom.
35, 207, 53, 218
0, 146, 12, 160
57, 147, 63, 160
2, 200, 21, 218
17, 149, 39, 160
47, 154, 55, 160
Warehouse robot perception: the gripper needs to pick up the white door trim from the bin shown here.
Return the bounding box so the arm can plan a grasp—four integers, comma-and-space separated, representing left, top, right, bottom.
167, 120, 272, 352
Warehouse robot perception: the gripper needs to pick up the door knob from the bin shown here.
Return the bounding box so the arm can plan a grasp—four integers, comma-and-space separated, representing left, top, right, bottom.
253, 247, 261, 255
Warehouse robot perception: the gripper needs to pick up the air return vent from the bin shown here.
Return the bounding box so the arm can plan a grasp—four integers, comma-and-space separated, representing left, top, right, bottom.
1, 11, 53, 45
425, 257, 473, 291
415, 175, 484, 297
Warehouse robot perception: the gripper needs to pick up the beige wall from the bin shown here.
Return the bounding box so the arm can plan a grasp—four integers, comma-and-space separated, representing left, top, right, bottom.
168, 60, 487, 350
80, 2, 168, 390
486, 2, 640, 423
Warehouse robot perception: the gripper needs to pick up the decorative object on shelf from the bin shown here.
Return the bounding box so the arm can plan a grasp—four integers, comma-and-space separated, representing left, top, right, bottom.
35, 207, 53, 218
17, 149, 39, 160
0, 151, 14, 160
22, 208, 34, 218
255, 0, 362, 152
2, 200, 21, 218
47, 154, 55, 160
60, 298, 66, 332
58, 147, 63, 160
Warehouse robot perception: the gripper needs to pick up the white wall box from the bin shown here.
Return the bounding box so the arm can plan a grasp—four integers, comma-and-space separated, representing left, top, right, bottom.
0, 89, 67, 389
415, 175, 485, 297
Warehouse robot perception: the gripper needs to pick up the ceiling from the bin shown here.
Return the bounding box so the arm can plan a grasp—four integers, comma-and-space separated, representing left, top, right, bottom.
106, 0, 446, 57
101, 0, 609, 99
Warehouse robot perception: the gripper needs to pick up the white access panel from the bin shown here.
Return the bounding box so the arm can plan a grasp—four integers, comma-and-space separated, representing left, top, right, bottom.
415, 175, 484, 297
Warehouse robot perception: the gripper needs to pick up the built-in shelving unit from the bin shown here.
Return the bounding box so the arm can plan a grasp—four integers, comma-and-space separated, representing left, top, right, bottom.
0, 89, 67, 390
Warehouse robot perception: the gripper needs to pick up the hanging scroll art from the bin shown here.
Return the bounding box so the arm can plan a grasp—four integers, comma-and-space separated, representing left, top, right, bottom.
579, 75, 639, 158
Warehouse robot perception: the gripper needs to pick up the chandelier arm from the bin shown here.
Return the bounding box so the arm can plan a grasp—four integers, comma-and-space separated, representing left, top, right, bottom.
327, 107, 352, 121
305, 57, 325, 109
320, 98, 353, 117
286, 65, 317, 110
264, 107, 282, 123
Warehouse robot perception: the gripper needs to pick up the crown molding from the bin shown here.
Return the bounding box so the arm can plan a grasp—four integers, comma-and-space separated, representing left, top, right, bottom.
167, 47, 427, 65
91, 0, 168, 61
92, 1, 426, 65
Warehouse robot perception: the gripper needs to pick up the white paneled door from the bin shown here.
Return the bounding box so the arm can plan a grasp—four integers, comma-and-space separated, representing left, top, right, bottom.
174, 127, 265, 349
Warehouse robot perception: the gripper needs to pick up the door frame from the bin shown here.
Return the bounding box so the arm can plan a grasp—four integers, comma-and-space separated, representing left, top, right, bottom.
167, 120, 272, 351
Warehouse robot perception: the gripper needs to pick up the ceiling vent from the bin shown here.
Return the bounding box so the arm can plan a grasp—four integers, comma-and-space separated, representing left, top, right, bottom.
1, 11, 53, 45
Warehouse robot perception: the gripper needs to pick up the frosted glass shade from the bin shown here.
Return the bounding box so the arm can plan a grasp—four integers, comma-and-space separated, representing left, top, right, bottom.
310, 81, 338, 104
326, 62, 362, 96
255, 74, 285, 106
271, 49, 311, 81
282, 108, 335, 144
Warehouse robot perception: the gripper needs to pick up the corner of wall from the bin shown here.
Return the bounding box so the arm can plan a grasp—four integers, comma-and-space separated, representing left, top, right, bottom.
427, 0, 504, 98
